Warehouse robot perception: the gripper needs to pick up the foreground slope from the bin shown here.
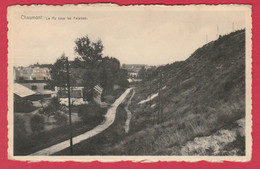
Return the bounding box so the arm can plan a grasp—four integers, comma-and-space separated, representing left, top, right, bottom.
107, 30, 246, 155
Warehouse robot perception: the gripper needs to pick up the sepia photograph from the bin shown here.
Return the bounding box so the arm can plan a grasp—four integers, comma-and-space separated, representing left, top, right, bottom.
7, 4, 252, 162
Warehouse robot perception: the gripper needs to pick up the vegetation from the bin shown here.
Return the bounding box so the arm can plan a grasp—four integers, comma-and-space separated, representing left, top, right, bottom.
14, 99, 37, 113
30, 114, 45, 135
50, 35, 129, 99
14, 116, 30, 153
14, 114, 104, 155
138, 66, 157, 80
104, 30, 246, 155
39, 97, 61, 120
54, 96, 130, 155
54, 111, 68, 125
77, 102, 105, 124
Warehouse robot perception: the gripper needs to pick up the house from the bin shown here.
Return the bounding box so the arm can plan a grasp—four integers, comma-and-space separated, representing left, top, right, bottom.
14, 67, 33, 81
14, 66, 51, 81
20, 82, 56, 99
31, 67, 51, 80
14, 83, 36, 101
14, 83, 37, 112
128, 72, 139, 78
55, 86, 88, 106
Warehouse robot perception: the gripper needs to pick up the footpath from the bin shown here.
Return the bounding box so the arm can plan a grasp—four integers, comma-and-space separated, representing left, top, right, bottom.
29, 88, 132, 156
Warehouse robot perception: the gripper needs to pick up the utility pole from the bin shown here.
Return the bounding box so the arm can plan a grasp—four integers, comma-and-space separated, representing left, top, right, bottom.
159, 71, 163, 123
150, 80, 152, 109
157, 70, 163, 124
232, 22, 235, 32
206, 34, 208, 43
150, 80, 155, 124
157, 82, 160, 124
66, 57, 73, 155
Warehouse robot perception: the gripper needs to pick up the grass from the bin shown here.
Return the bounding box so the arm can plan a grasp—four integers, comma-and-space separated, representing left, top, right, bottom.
14, 108, 107, 155
107, 101, 244, 155
102, 30, 246, 155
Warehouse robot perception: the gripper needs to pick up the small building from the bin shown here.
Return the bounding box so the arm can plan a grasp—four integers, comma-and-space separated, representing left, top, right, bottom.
128, 72, 139, 78
93, 85, 103, 104
55, 86, 88, 106
55, 84, 108, 107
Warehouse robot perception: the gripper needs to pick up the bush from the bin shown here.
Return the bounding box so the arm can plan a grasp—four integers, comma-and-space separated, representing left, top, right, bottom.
30, 114, 45, 135
39, 97, 61, 118
14, 100, 36, 113
78, 102, 104, 124
54, 111, 68, 125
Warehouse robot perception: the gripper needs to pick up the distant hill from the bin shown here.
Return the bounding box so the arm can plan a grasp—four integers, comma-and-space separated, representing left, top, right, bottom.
108, 30, 246, 155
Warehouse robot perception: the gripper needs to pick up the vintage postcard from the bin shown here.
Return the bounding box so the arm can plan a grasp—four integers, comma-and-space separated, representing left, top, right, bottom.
7, 4, 252, 162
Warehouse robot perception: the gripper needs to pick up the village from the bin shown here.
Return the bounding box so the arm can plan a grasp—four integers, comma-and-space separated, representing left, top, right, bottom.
13, 30, 247, 156
13, 60, 155, 155
10, 5, 248, 157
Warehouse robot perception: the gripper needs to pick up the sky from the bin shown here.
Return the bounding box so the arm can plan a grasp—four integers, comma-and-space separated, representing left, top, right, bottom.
8, 5, 249, 67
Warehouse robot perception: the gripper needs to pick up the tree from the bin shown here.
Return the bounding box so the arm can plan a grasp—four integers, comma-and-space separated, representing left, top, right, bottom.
49, 54, 67, 88
73, 35, 129, 97
74, 36, 104, 92
138, 66, 146, 79
50, 54, 79, 90
74, 36, 103, 66
99, 57, 121, 93
78, 102, 104, 122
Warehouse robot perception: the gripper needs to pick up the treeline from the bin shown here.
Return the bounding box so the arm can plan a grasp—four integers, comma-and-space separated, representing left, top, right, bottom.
50, 35, 129, 95
138, 66, 157, 80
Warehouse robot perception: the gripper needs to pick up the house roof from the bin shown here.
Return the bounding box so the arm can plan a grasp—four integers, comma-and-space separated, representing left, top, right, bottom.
14, 83, 36, 98
94, 85, 103, 95
58, 89, 83, 98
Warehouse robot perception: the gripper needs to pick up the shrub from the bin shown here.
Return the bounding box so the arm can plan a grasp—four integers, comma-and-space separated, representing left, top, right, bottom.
30, 114, 45, 135
78, 102, 104, 124
14, 100, 36, 113
39, 97, 61, 118
54, 111, 68, 125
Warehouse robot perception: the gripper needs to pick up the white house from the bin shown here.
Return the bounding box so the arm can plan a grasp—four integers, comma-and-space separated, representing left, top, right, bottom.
55, 86, 88, 106
20, 82, 56, 98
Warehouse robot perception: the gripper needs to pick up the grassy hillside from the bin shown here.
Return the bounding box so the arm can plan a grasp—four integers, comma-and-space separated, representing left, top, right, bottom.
106, 30, 246, 155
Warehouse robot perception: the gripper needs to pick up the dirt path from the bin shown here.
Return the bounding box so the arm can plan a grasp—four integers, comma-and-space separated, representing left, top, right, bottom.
124, 89, 135, 133
29, 88, 132, 156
